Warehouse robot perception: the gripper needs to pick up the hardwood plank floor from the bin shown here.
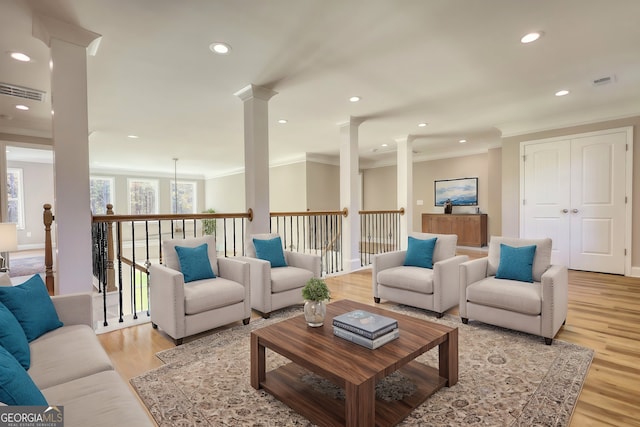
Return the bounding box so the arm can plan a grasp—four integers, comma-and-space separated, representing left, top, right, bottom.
98, 254, 640, 426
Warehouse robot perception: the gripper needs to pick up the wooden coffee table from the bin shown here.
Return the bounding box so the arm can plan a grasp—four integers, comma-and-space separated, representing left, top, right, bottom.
250, 299, 458, 427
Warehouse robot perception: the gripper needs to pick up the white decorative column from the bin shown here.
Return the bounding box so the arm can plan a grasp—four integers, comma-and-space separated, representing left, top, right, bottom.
33, 15, 101, 295
339, 117, 363, 272
396, 136, 414, 249
234, 84, 277, 239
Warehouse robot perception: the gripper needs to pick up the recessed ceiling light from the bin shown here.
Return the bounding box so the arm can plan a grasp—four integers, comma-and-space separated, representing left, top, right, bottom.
209, 42, 231, 55
381, 143, 388, 147
555, 89, 569, 97
521, 32, 543, 44
459, 139, 467, 144
127, 135, 139, 139
15, 105, 29, 111
418, 123, 427, 127
349, 96, 361, 102
10, 52, 31, 62
278, 119, 288, 124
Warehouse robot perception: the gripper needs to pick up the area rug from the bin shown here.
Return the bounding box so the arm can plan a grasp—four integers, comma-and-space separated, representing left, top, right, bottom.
130, 305, 593, 426
8, 256, 46, 277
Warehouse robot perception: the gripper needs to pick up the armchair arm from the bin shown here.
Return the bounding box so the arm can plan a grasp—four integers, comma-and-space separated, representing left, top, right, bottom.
285, 251, 321, 278
540, 264, 568, 339
149, 264, 186, 340
218, 257, 251, 318
52, 293, 93, 327
432, 255, 468, 314
371, 250, 406, 298
459, 257, 489, 318
236, 256, 272, 314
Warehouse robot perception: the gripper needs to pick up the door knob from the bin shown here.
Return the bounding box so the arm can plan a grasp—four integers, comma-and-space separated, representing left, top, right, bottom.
562, 209, 569, 213
572, 209, 579, 213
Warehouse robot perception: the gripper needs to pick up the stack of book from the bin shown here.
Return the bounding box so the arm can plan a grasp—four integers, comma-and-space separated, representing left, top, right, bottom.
332, 310, 399, 349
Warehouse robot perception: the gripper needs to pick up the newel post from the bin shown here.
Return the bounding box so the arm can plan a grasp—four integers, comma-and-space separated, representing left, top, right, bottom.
43, 204, 54, 295
105, 204, 116, 292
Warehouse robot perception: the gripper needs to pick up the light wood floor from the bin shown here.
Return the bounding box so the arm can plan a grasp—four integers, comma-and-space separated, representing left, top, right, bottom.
98, 252, 640, 427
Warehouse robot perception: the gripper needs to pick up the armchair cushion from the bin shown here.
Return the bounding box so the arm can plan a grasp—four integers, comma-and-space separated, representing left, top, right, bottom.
377, 266, 434, 294
404, 236, 437, 269
184, 278, 246, 315
0, 275, 63, 342
487, 236, 551, 282
164, 236, 219, 277
466, 277, 542, 315
270, 266, 314, 293
495, 244, 536, 283
253, 236, 287, 268
175, 243, 216, 283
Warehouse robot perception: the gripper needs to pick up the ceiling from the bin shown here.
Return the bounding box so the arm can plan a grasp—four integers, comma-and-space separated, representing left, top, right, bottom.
1, 0, 640, 178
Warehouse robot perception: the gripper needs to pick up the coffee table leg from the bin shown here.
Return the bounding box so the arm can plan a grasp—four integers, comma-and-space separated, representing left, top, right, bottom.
439, 328, 458, 386
345, 378, 375, 426
250, 333, 265, 389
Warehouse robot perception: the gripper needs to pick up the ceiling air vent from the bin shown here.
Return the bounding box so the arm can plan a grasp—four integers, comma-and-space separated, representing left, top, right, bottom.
0, 82, 47, 102
592, 75, 616, 87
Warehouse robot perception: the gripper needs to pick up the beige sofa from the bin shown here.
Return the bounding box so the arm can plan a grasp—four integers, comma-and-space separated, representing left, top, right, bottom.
28, 293, 153, 426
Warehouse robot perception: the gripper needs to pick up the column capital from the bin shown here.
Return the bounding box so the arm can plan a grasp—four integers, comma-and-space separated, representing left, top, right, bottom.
394, 135, 416, 144
234, 84, 278, 102
337, 116, 365, 128
33, 14, 102, 55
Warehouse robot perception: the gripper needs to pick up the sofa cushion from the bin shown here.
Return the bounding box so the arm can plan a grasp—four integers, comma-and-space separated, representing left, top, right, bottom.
175, 243, 216, 283
184, 277, 245, 315
164, 236, 219, 276
253, 236, 287, 268
41, 371, 153, 427
0, 345, 47, 406
466, 276, 542, 315
496, 244, 536, 283
377, 266, 434, 294
0, 274, 63, 342
271, 266, 313, 293
404, 236, 437, 269
0, 302, 30, 369
28, 325, 114, 390
487, 236, 552, 283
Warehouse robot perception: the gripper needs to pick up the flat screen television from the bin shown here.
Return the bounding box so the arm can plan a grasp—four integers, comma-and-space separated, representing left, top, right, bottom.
434, 177, 478, 206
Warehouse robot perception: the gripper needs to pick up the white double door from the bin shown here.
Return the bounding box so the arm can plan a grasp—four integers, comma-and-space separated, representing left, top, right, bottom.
521, 128, 631, 275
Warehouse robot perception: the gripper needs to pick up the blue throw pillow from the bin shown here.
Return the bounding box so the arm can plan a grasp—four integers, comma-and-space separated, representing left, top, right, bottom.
0, 302, 30, 369
0, 275, 63, 342
404, 237, 438, 269
253, 237, 287, 268
0, 346, 47, 405
175, 243, 216, 283
496, 244, 537, 283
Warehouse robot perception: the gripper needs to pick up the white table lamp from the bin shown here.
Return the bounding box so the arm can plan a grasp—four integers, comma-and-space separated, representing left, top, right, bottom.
0, 223, 18, 272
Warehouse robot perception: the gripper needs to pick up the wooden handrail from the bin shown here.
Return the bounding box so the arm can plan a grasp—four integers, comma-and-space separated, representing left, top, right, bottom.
359, 208, 405, 215
270, 208, 348, 218
92, 209, 253, 223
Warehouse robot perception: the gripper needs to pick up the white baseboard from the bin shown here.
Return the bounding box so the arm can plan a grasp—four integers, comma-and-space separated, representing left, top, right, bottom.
630, 266, 640, 278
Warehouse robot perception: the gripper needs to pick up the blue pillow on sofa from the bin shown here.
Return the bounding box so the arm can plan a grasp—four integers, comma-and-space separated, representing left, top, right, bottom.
0, 274, 63, 342
496, 243, 537, 283
174, 243, 216, 283
253, 237, 287, 268
0, 302, 30, 369
404, 236, 438, 269
0, 345, 47, 405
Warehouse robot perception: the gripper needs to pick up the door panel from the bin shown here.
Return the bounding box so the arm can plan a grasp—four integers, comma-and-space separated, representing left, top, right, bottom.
570, 133, 626, 274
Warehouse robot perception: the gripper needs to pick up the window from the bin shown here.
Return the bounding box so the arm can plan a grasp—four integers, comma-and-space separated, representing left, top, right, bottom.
170, 180, 197, 214
6, 168, 24, 229
90, 176, 115, 214
128, 179, 158, 214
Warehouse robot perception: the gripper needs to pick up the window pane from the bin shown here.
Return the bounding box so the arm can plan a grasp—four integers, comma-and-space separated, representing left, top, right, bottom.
6, 169, 24, 229
90, 177, 113, 214
170, 181, 196, 214
129, 180, 158, 214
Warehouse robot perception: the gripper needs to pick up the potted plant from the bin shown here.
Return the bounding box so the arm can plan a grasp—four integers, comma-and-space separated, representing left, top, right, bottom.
302, 278, 331, 327
202, 208, 217, 235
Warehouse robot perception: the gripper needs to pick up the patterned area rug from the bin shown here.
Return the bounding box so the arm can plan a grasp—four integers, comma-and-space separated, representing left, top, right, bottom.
130, 305, 593, 426
8, 256, 45, 278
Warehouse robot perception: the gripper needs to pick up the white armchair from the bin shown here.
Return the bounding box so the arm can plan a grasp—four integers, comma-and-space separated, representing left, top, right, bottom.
372, 232, 468, 317
240, 233, 321, 318
149, 235, 251, 345
459, 236, 568, 345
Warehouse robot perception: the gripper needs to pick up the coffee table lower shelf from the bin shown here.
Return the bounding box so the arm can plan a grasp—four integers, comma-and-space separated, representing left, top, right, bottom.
261, 361, 447, 427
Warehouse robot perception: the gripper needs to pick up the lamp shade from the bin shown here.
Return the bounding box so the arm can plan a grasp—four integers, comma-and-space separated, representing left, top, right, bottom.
0, 223, 18, 252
